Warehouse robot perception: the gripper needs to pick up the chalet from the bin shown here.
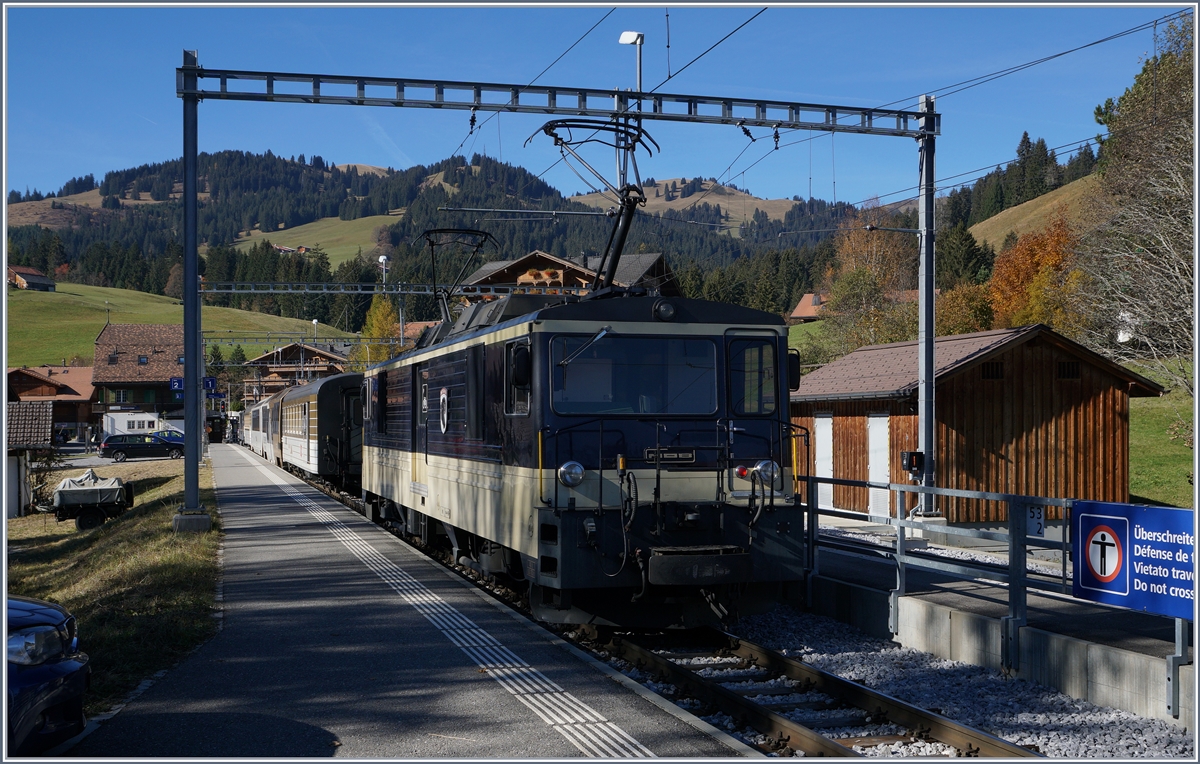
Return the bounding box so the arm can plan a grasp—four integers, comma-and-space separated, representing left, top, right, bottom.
7, 265, 55, 292
242, 343, 348, 403
6, 366, 97, 443
7, 401, 53, 517
464, 249, 680, 296
92, 324, 186, 436
790, 324, 1165, 524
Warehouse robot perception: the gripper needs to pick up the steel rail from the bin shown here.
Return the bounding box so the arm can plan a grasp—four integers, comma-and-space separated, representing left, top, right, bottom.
721, 630, 1043, 758
606, 634, 860, 757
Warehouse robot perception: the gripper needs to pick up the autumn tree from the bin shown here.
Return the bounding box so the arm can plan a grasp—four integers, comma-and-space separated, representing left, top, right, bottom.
1075, 16, 1194, 396
987, 212, 1085, 335
349, 294, 401, 369
935, 283, 994, 336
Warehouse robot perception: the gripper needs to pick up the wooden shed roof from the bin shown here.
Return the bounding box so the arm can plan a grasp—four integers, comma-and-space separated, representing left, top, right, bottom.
791, 324, 1165, 402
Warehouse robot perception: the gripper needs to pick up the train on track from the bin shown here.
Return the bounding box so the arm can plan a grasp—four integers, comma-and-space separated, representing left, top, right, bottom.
239, 133, 808, 628
241, 288, 807, 628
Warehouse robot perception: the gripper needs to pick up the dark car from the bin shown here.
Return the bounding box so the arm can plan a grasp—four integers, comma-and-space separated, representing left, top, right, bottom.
148, 429, 184, 444
7, 596, 90, 755
100, 434, 183, 462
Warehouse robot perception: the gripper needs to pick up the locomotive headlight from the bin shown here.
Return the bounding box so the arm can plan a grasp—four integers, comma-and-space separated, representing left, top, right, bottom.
653, 300, 677, 322
558, 461, 585, 488
754, 460, 781, 484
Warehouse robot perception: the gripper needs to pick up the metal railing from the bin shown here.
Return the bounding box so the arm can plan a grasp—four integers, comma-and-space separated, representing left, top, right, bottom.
799, 475, 1074, 672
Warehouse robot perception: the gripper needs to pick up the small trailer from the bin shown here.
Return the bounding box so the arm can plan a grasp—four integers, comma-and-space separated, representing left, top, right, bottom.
40, 469, 136, 530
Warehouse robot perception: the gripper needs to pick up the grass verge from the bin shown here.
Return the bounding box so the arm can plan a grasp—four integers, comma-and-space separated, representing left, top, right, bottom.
1128, 388, 1194, 508
6, 458, 222, 715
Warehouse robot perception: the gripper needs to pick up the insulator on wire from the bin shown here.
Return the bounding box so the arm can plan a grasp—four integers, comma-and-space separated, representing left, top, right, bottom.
773, 126, 780, 150
737, 120, 754, 141
469, 108, 477, 132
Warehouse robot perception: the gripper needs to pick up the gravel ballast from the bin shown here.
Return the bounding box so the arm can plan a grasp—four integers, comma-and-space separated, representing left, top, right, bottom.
736, 607, 1194, 758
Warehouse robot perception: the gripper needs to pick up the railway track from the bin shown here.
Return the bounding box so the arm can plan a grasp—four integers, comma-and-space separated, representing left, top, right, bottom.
286, 460, 1040, 758
590, 627, 1043, 758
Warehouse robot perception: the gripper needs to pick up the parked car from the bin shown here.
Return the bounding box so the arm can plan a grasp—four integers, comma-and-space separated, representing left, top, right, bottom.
99, 434, 183, 462
7, 595, 90, 755
148, 429, 184, 444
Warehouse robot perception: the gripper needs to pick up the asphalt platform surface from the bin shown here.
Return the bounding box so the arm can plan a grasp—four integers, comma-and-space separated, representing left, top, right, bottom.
66, 444, 748, 758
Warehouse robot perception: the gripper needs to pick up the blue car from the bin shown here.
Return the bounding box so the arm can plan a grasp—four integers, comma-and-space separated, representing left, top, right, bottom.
7, 596, 90, 755
148, 429, 184, 444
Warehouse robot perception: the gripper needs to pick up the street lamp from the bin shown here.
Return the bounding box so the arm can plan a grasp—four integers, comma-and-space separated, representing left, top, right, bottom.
378, 254, 389, 290
312, 318, 318, 343
619, 31, 643, 93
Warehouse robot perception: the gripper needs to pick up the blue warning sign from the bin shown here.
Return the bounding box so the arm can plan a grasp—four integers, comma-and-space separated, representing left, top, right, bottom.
1073, 501, 1194, 620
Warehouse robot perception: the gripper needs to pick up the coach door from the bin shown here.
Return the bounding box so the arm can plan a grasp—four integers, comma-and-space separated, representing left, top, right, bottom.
411, 364, 430, 500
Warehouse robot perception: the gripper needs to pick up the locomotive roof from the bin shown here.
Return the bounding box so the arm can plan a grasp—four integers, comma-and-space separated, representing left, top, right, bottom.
279, 371, 363, 403
374, 293, 784, 370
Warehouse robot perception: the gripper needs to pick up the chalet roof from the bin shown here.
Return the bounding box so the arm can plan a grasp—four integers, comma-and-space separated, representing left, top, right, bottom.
93, 324, 186, 384
7, 265, 46, 278
244, 342, 348, 365
465, 250, 669, 290
792, 324, 1165, 402
404, 321, 440, 341
7, 401, 53, 449
7, 366, 95, 402
790, 292, 829, 320
789, 289, 937, 321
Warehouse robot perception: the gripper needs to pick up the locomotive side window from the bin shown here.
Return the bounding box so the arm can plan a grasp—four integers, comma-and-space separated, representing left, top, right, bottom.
375, 371, 388, 434
505, 340, 531, 416
467, 344, 486, 438
729, 339, 777, 416
550, 336, 716, 415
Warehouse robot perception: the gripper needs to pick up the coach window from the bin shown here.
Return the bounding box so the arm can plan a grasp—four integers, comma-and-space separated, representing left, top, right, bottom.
728, 338, 776, 416
505, 340, 531, 416
375, 371, 388, 434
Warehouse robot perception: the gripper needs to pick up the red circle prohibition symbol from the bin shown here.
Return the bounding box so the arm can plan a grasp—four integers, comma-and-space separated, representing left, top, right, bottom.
1085, 524, 1123, 583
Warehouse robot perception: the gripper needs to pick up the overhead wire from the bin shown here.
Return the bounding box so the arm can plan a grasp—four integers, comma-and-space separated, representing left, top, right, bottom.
685, 8, 1191, 218
449, 8, 617, 159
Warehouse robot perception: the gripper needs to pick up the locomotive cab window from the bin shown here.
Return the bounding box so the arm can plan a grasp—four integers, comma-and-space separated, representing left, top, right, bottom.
550, 335, 716, 415
505, 340, 531, 416
729, 338, 777, 416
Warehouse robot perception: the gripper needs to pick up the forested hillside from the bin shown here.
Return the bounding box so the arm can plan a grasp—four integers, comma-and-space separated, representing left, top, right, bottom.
6, 128, 1096, 328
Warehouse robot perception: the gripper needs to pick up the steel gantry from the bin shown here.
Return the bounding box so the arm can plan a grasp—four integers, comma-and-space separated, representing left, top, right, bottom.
176, 52, 941, 515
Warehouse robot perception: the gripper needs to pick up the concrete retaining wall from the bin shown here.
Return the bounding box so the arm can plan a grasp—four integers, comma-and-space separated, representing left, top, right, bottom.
810, 575, 1192, 728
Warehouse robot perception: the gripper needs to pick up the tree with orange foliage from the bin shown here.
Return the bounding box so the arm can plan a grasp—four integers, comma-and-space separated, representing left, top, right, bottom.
832, 201, 917, 293
987, 212, 1087, 336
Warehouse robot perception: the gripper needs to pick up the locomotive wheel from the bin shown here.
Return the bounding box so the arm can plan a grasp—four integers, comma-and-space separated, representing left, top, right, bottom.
75, 508, 105, 531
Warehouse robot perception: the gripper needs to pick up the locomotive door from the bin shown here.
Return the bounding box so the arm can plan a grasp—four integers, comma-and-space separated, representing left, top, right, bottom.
725, 331, 780, 476
411, 364, 430, 498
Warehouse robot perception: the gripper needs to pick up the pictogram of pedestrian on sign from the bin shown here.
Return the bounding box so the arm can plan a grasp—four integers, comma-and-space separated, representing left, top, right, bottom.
1078, 514, 1128, 595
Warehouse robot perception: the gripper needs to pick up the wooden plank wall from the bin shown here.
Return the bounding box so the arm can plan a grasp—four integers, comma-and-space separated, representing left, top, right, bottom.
792, 339, 1131, 524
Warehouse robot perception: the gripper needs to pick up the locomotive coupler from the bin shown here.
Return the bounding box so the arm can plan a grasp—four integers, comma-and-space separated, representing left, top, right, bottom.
630, 548, 649, 602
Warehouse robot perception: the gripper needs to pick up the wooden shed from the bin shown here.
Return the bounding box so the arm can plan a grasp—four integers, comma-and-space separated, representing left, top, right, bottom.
789, 325, 1164, 523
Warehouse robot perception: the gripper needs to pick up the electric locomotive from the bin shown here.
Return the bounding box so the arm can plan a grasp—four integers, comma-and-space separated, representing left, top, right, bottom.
361, 289, 805, 628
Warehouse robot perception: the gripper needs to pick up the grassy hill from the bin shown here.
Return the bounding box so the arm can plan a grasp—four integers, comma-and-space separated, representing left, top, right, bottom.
969, 173, 1100, 250
6, 283, 353, 367
231, 212, 400, 267
574, 178, 798, 226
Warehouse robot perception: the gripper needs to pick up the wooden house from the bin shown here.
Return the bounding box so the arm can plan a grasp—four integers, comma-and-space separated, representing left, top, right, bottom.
789, 325, 1164, 523
7, 401, 53, 517
7, 265, 55, 292
464, 250, 679, 296
242, 343, 348, 403
93, 324, 187, 436
6, 366, 97, 443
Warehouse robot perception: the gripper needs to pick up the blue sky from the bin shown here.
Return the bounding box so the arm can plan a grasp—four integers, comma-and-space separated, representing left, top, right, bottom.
3, 5, 1188, 209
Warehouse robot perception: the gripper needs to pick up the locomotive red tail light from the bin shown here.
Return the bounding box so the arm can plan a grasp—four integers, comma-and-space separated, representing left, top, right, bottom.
734, 465, 750, 479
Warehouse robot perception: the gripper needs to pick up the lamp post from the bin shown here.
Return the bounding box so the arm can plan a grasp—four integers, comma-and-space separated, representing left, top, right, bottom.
617, 31, 644, 190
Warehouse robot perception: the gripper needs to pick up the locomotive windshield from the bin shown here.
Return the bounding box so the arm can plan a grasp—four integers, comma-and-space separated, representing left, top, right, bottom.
550, 336, 717, 415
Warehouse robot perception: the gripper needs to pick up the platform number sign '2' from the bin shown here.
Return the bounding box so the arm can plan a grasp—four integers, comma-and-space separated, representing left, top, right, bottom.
1073, 501, 1195, 621
1026, 505, 1045, 538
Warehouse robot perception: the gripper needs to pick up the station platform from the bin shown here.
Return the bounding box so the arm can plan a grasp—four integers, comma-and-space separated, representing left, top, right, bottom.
805, 515, 1194, 728
67, 444, 757, 758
